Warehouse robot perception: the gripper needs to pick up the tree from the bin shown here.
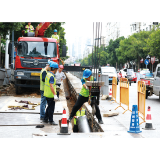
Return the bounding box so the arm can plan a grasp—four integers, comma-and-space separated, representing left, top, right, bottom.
146, 26, 160, 61
0, 22, 25, 67
106, 36, 125, 68
116, 31, 151, 70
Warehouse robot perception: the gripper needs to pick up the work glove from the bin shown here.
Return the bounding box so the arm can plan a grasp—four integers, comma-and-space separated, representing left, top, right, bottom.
54, 95, 59, 101
86, 86, 89, 90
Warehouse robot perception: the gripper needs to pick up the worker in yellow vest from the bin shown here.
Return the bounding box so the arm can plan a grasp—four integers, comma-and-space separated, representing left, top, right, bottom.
51, 29, 59, 43
73, 107, 87, 132
68, 69, 103, 124
43, 61, 59, 125
40, 61, 51, 120
25, 22, 34, 33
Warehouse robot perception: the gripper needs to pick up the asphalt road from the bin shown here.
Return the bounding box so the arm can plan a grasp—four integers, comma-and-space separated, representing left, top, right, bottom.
103, 82, 160, 138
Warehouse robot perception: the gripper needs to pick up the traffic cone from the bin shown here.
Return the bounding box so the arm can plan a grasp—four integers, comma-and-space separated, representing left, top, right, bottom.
108, 88, 112, 100
128, 105, 142, 133
57, 108, 71, 135
142, 106, 155, 130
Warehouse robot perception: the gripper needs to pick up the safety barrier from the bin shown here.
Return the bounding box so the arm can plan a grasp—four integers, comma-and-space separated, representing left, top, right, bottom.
110, 77, 118, 104
137, 81, 146, 125
115, 78, 132, 114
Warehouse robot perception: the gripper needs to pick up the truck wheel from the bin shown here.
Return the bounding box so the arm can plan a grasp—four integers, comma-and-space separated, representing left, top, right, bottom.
134, 81, 136, 83
16, 86, 21, 95
146, 90, 148, 99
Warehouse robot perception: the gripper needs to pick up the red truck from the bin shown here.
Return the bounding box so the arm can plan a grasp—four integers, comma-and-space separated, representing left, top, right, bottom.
13, 22, 66, 94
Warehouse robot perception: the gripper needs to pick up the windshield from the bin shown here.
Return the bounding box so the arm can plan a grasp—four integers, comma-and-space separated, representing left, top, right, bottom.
17, 41, 57, 57
101, 68, 116, 74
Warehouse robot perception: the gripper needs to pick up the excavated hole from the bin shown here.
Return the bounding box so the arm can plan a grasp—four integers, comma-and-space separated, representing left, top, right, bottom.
63, 73, 103, 132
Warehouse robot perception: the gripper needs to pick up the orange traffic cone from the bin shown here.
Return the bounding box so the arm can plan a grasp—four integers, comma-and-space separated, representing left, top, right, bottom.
142, 106, 155, 130
57, 108, 71, 135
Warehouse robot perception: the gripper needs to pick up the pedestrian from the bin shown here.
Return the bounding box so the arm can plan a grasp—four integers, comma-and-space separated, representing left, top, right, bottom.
55, 65, 66, 98
73, 106, 87, 132
68, 69, 103, 124
40, 62, 51, 120
51, 29, 59, 43
43, 61, 59, 125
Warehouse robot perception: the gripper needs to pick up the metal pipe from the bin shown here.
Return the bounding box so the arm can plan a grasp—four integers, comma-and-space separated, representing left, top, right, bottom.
77, 115, 91, 133
5, 31, 10, 69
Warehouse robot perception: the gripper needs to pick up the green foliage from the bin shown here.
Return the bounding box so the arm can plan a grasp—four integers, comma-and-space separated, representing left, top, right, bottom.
0, 22, 25, 38
146, 26, 160, 60
106, 36, 125, 66
81, 45, 109, 66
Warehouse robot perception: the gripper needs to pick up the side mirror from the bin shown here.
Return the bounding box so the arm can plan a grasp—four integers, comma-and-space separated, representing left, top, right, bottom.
62, 45, 66, 57
11, 63, 14, 69
8, 42, 12, 56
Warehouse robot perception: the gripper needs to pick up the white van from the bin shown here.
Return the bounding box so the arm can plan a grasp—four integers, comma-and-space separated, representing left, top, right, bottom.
153, 64, 160, 96
101, 67, 118, 84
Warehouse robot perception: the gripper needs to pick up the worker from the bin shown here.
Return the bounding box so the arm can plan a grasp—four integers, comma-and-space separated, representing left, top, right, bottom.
43, 61, 59, 125
73, 106, 87, 132
51, 29, 59, 43
55, 65, 66, 98
25, 22, 34, 33
40, 61, 51, 120
68, 69, 103, 124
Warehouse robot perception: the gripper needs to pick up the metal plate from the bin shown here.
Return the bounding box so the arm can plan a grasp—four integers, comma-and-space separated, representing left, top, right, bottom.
31, 73, 40, 76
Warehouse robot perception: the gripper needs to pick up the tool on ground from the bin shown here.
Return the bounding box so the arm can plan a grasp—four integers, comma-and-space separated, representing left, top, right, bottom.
128, 105, 142, 133
103, 110, 119, 117
142, 106, 155, 130
57, 108, 71, 135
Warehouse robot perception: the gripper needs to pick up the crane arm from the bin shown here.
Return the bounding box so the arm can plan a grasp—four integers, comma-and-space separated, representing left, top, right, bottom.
35, 22, 52, 37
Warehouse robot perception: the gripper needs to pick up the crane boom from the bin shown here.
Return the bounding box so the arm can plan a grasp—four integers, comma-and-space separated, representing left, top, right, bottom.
35, 22, 52, 37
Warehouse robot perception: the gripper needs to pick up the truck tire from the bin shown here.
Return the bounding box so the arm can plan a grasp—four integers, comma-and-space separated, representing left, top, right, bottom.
134, 81, 136, 83
16, 86, 21, 95
146, 90, 148, 99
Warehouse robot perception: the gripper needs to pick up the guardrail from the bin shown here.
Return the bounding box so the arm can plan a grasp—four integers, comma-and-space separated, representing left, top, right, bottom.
115, 78, 132, 114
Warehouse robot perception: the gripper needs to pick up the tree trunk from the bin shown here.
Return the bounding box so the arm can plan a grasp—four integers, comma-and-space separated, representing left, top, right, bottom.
138, 55, 140, 71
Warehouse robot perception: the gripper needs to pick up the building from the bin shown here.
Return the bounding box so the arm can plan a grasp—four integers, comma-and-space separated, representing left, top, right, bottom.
105, 22, 121, 46
130, 22, 159, 34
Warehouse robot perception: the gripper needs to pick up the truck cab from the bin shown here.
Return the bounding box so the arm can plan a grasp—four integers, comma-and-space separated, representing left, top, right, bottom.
14, 36, 66, 94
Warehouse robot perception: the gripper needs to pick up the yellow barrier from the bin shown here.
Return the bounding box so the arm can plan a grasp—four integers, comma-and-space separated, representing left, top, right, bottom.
110, 77, 118, 104
137, 81, 146, 125
115, 78, 132, 114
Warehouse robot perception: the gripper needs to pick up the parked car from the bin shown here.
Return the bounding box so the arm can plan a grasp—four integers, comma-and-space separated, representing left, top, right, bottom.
126, 69, 137, 84
101, 67, 118, 85
140, 69, 153, 78
119, 68, 127, 77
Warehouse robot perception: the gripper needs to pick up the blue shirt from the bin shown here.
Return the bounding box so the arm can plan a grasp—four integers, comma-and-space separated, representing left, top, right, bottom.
42, 71, 55, 84
49, 72, 55, 84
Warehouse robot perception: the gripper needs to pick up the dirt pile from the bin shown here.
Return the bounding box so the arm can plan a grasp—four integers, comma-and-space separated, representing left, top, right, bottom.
0, 83, 41, 98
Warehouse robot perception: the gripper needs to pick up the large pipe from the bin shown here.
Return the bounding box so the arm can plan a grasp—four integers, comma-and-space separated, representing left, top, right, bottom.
77, 115, 91, 133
